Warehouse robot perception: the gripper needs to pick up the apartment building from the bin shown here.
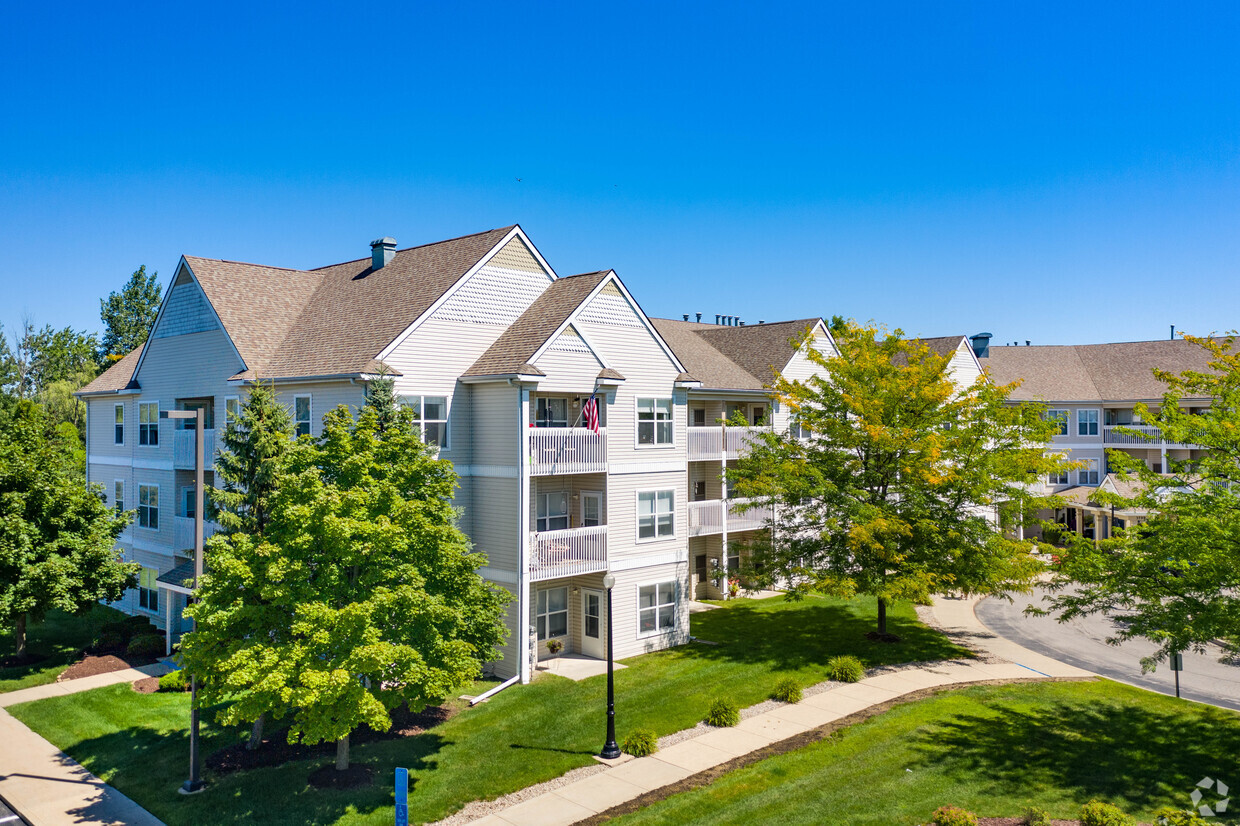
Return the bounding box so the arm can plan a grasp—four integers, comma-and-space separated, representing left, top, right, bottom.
76, 226, 836, 682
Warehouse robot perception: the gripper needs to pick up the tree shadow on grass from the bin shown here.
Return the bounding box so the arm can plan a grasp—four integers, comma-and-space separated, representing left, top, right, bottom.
908, 689, 1240, 812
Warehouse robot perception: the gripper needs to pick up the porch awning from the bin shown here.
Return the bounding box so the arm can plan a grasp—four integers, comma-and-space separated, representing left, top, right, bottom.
156, 559, 197, 595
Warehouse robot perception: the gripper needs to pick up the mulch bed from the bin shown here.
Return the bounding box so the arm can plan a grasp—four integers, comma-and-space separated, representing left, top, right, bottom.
57, 652, 158, 682
205, 703, 457, 776
308, 764, 373, 789
132, 676, 161, 693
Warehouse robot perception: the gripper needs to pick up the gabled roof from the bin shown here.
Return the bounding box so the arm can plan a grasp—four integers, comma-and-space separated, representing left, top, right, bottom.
77, 344, 144, 395
982, 339, 1220, 402
463, 271, 611, 378
650, 318, 821, 390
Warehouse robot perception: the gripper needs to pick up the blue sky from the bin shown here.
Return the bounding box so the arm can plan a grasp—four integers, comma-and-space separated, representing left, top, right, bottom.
2, 2, 1237, 346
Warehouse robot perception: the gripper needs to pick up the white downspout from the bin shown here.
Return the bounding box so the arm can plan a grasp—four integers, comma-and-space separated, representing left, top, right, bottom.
518, 384, 533, 684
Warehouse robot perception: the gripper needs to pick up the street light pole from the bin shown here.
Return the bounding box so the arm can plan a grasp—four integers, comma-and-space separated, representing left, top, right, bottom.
163, 407, 206, 794
600, 572, 621, 760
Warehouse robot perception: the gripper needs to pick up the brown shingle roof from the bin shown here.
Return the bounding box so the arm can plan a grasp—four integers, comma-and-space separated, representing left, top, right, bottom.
981, 339, 1219, 402
77, 345, 144, 394
463, 271, 611, 378
650, 318, 821, 390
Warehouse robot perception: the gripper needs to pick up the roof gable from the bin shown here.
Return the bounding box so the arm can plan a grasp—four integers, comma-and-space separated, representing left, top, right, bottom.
651, 318, 822, 390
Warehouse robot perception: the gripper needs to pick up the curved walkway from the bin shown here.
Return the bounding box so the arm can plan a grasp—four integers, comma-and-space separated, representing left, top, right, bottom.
457, 596, 1092, 826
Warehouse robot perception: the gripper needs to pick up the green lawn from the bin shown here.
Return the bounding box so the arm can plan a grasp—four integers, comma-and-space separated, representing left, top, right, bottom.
0, 604, 128, 693
609, 680, 1240, 825
9, 593, 966, 825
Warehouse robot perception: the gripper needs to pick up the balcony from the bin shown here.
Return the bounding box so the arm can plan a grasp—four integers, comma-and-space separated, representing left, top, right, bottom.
173, 516, 221, 551
1102, 425, 1198, 449
687, 426, 767, 461
528, 427, 607, 476
173, 428, 217, 470
688, 498, 775, 537
528, 525, 608, 581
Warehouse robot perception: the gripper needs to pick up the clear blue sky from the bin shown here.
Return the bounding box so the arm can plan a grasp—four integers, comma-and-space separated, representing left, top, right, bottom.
2, 2, 1237, 346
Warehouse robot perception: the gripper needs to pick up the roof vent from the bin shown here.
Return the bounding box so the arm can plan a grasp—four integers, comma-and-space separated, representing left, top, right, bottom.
696, 312, 702, 323
370, 237, 397, 270
969, 332, 993, 359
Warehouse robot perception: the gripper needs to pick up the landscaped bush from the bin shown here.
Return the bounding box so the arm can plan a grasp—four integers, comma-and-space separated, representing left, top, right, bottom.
100, 620, 133, 639
1079, 800, 1135, 826
125, 633, 165, 658
93, 630, 126, 652
157, 669, 189, 692
705, 697, 740, 727
826, 655, 865, 683
771, 676, 802, 703
1154, 808, 1208, 825
930, 805, 977, 826
1021, 805, 1052, 825
622, 729, 658, 757
125, 614, 157, 632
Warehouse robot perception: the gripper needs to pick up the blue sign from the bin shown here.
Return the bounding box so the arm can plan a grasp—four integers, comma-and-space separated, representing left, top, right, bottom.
395, 767, 409, 826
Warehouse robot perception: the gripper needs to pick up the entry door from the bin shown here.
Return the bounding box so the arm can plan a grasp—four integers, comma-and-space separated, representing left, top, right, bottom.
581, 491, 603, 527
582, 589, 606, 659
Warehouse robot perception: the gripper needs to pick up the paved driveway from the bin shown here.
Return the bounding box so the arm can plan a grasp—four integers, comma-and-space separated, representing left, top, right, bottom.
976, 586, 1240, 711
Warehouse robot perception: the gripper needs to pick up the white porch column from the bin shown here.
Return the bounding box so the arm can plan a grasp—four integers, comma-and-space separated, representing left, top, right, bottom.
165, 593, 173, 657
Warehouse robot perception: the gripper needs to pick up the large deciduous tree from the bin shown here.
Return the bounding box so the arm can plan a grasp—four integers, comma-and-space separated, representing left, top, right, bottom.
180, 395, 508, 771
0, 401, 136, 656
99, 265, 160, 363
729, 320, 1065, 636
1046, 333, 1240, 669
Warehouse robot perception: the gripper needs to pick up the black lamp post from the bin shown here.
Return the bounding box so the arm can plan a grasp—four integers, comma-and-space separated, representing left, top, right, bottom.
163, 408, 207, 795
600, 572, 621, 760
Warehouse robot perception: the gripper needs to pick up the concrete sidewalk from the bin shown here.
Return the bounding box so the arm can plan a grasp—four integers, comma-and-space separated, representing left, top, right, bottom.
0, 663, 173, 825
458, 595, 1092, 826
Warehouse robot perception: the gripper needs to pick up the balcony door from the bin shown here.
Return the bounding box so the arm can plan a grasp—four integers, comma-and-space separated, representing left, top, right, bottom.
582, 589, 606, 659
581, 491, 603, 527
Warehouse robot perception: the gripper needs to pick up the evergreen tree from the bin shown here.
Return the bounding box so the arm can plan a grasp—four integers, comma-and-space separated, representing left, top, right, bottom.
364, 374, 401, 436
211, 383, 294, 536
99, 265, 160, 362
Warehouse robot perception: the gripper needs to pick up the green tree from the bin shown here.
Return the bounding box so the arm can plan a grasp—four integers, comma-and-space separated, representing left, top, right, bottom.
364, 373, 401, 436
99, 265, 160, 363
1046, 333, 1240, 669
0, 401, 136, 656
2, 320, 100, 436
180, 399, 508, 770
729, 320, 1065, 635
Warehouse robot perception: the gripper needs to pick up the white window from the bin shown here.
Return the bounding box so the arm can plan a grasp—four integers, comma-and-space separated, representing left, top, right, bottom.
1044, 409, 1068, 436
138, 402, 159, 446
691, 407, 707, 427
138, 484, 159, 529
138, 567, 159, 612
1078, 409, 1099, 437
294, 395, 312, 438
535, 397, 568, 428
637, 490, 675, 540
637, 398, 673, 446
790, 414, 810, 440
113, 480, 124, 514
184, 487, 196, 519
1079, 458, 1100, 486
224, 396, 240, 428
536, 586, 568, 640
401, 395, 448, 447
114, 403, 124, 445
536, 491, 569, 532
581, 491, 603, 527
638, 581, 677, 635
1048, 468, 1069, 486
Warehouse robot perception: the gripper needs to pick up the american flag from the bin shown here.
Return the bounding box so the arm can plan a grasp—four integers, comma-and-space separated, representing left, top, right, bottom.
582, 393, 600, 434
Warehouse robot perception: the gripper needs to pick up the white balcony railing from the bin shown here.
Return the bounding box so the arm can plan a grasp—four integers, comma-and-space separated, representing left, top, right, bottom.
529, 525, 608, 581
687, 426, 766, 461
173, 428, 216, 470
528, 427, 607, 476
173, 516, 221, 551
728, 497, 774, 532
1102, 425, 1198, 448
689, 500, 726, 536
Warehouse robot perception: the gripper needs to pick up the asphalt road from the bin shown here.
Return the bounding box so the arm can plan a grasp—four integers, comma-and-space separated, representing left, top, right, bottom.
0, 794, 29, 826
976, 586, 1240, 711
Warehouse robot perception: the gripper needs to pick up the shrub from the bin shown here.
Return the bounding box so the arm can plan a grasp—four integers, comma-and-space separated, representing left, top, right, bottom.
126, 633, 165, 658
100, 620, 134, 640
771, 676, 803, 703
125, 614, 157, 631
546, 639, 563, 655
94, 630, 126, 652
1079, 800, 1135, 826
1022, 806, 1052, 826
705, 697, 740, 727
158, 669, 189, 692
1154, 809, 1208, 826
826, 655, 865, 683
622, 729, 658, 757
930, 806, 978, 826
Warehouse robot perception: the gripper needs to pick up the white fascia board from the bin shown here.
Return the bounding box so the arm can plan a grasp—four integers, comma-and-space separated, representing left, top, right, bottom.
458, 374, 543, 386
376, 226, 556, 363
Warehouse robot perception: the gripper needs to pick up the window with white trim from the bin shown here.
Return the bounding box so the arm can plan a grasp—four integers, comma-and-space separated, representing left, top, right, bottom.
637, 490, 674, 540
535, 397, 568, 428
790, 413, 811, 440
138, 567, 159, 612
138, 402, 159, 446
638, 581, 677, 635
113, 480, 124, 514
401, 395, 448, 447
1044, 409, 1068, 436
1079, 458, 1100, 486
536, 586, 568, 640
138, 484, 159, 529
294, 395, 312, 438
1048, 452, 1069, 485
1078, 409, 1099, 437
637, 398, 673, 446
224, 396, 240, 428
184, 487, 196, 519
536, 492, 569, 532
114, 403, 124, 445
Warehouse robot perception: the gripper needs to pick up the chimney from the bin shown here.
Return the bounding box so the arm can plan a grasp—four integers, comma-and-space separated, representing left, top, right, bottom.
683, 314, 690, 321
370, 237, 397, 270
969, 332, 993, 359
758, 320, 765, 325
715, 314, 722, 325
1170, 324, 1176, 340
696, 312, 702, 323
1026, 340, 1031, 346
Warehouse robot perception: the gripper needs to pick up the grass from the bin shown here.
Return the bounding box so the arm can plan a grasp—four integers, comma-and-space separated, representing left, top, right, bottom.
607, 680, 1240, 825
0, 604, 128, 693
9, 593, 966, 825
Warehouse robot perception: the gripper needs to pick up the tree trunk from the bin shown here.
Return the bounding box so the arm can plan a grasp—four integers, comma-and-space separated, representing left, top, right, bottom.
335, 733, 350, 771
877, 598, 887, 636
15, 613, 27, 658
246, 713, 266, 751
